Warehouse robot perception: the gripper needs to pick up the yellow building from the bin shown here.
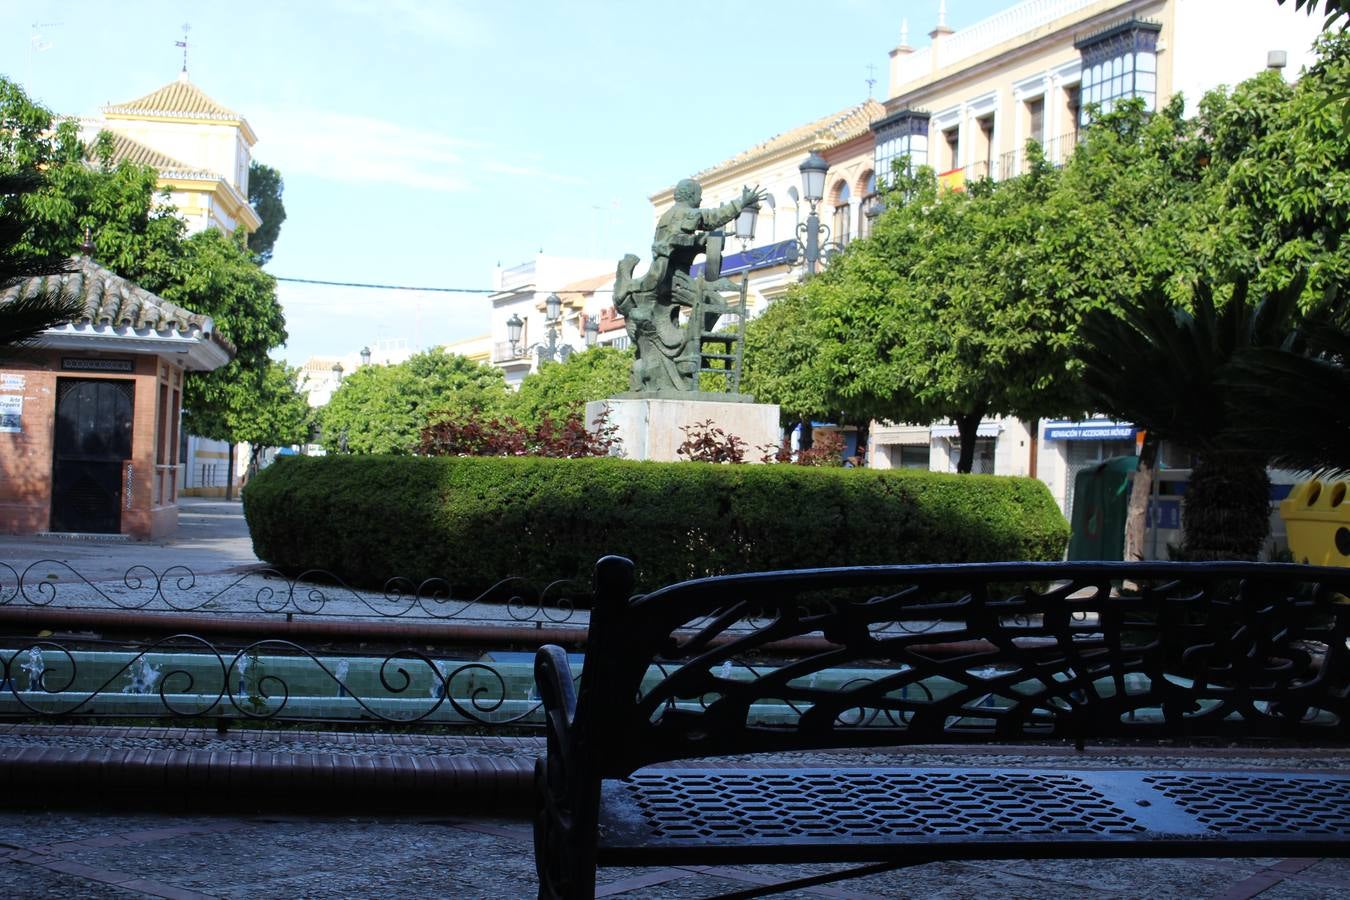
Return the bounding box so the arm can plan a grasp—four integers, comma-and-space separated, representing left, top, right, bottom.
81, 72, 262, 237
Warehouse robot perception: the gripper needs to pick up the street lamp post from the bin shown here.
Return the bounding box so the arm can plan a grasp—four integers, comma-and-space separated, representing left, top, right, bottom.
797, 151, 846, 276
506, 293, 597, 365
360, 346, 371, 367
728, 152, 845, 278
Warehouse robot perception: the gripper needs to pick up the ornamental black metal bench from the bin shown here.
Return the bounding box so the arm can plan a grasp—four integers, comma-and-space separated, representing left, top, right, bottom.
533, 557, 1350, 899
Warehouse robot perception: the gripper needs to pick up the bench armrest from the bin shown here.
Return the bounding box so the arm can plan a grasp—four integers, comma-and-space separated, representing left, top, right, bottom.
535, 644, 577, 730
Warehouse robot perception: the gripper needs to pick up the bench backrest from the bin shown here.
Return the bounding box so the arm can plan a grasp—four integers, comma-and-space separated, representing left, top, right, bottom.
575, 557, 1350, 777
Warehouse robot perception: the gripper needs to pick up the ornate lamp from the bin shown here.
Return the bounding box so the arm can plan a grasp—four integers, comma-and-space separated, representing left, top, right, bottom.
360, 346, 371, 367
799, 152, 829, 206
584, 315, 599, 347
506, 312, 524, 352
331, 362, 343, 383
735, 199, 759, 243
545, 293, 562, 322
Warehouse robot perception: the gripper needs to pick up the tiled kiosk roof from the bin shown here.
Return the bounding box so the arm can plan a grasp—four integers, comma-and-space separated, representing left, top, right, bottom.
0, 256, 234, 371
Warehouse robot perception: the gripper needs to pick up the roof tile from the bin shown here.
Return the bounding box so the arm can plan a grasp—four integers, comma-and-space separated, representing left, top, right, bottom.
0, 256, 235, 356
104, 77, 240, 121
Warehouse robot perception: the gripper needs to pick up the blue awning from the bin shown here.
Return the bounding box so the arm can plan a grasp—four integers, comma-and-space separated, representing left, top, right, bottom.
690, 239, 799, 278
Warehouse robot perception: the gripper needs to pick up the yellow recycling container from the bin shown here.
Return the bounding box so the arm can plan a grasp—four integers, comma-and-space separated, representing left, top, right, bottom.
1279, 479, 1350, 567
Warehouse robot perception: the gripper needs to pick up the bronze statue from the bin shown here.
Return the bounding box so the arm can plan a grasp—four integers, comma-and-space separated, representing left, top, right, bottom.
613, 178, 766, 396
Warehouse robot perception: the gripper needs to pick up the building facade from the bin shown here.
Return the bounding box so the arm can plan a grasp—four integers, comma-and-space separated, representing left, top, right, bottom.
488, 255, 614, 389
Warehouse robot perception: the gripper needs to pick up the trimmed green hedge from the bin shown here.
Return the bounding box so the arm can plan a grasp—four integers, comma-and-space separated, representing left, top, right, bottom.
242, 455, 1068, 592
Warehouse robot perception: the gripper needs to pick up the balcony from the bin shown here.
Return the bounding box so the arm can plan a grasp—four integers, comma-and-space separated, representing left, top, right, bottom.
492, 342, 528, 364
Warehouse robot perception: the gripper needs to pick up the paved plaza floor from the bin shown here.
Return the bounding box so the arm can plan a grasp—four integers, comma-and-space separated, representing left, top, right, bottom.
3, 502, 1348, 897
2, 805, 1348, 898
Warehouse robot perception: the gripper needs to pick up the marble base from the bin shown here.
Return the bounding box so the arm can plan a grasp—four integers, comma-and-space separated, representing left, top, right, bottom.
585, 397, 782, 462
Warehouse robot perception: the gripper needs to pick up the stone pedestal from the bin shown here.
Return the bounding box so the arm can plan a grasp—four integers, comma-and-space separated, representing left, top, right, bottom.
586, 397, 781, 462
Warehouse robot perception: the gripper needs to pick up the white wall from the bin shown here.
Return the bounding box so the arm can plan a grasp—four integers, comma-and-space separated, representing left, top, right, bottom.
1172, 0, 1325, 115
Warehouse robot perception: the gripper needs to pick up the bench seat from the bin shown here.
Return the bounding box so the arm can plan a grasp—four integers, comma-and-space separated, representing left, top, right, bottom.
596, 767, 1350, 866
534, 559, 1350, 898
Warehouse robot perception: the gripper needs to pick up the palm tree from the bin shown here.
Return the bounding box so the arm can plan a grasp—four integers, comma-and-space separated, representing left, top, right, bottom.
1223, 301, 1350, 478
0, 172, 82, 352
1076, 276, 1303, 560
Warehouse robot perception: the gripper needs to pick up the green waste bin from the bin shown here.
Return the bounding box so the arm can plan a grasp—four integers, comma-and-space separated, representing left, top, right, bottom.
1067, 456, 1139, 561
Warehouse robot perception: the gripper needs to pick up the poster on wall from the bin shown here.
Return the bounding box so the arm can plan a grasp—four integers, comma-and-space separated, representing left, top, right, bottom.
0, 394, 22, 432
0, 374, 25, 391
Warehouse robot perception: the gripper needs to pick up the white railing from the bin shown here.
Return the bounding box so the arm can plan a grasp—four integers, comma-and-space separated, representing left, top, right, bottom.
895, 0, 1101, 87
937, 0, 1101, 68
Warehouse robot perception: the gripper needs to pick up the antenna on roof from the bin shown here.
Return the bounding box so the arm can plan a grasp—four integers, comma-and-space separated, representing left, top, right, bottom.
865, 64, 877, 98
175, 23, 190, 76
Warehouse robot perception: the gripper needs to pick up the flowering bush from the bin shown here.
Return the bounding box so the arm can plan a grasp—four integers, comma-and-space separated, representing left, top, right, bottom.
419, 408, 620, 458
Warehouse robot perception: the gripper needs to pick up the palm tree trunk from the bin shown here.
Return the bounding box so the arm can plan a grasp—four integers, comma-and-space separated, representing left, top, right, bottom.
1179, 451, 1271, 561
1123, 432, 1158, 562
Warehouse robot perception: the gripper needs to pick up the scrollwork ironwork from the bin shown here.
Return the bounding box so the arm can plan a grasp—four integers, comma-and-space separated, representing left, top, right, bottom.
567, 560, 1350, 773
0, 634, 557, 727
0, 559, 593, 625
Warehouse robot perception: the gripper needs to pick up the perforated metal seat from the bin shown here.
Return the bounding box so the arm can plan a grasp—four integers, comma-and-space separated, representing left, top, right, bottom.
596, 767, 1350, 865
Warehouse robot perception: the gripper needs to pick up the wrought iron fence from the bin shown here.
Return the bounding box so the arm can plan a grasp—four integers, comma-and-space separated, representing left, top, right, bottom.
0, 559, 591, 625
0, 633, 554, 727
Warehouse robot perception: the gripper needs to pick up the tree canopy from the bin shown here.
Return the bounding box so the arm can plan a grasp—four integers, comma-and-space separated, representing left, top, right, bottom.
246, 161, 286, 264
505, 346, 631, 427
320, 348, 509, 454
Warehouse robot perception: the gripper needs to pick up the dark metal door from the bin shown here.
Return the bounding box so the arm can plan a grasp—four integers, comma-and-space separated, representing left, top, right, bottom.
51, 378, 134, 533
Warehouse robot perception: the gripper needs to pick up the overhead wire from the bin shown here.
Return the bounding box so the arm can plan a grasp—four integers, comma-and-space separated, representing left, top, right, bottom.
273, 275, 614, 295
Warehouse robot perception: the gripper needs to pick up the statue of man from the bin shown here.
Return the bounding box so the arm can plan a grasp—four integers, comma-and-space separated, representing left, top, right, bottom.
613, 178, 765, 393
648, 179, 765, 296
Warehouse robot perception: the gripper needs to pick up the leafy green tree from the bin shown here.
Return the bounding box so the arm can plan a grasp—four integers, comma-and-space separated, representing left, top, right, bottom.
0, 77, 184, 289
806, 157, 1094, 472
230, 361, 312, 474
320, 348, 509, 454
0, 172, 81, 353
246, 161, 286, 264
1276, 0, 1347, 29
507, 346, 631, 427
742, 287, 832, 443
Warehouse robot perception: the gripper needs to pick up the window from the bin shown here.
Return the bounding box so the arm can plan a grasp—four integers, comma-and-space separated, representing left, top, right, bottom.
762, 192, 776, 240
1076, 19, 1161, 126
975, 115, 994, 179
858, 171, 877, 238
943, 127, 960, 172
1026, 97, 1045, 145
832, 180, 851, 246
870, 109, 929, 188
892, 444, 929, 470
787, 186, 800, 231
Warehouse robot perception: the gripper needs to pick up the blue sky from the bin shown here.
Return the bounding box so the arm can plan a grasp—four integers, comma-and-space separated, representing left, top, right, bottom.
4, 0, 1019, 365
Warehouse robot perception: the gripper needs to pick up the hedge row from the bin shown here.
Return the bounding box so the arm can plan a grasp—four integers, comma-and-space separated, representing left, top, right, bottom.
242, 455, 1069, 593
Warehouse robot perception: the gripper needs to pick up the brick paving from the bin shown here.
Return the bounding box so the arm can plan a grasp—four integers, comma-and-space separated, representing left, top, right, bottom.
1, 725, 1348, 897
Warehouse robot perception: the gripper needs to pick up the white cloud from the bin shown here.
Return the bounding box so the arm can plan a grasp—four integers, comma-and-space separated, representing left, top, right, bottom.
249, 106, 582, 193
248, 107, 477, 192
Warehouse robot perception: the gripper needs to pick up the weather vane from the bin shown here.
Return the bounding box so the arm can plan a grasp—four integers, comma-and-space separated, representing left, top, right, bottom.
176, 23, 190, 73
865, 64, 877, 98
